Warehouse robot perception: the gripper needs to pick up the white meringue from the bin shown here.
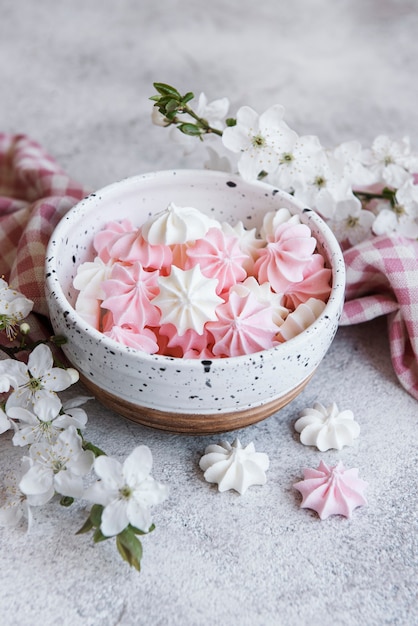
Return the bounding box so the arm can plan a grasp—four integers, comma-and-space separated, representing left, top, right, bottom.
152, 264, 222, 335
276, 297, 325, 342
295, 401, 361, 451
259, 207, 301, 239
199, 439, 269, 494
141, 202, 219, 245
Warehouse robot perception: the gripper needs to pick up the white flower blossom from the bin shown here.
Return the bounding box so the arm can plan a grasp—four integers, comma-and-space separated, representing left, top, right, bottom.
0, 459, 50, 530
361, 135, 418, 188
1, 344, 77, 413
19, 426, 94, 501
170, 92, 230, 155
0, 405, 12, 434
329, 198, 375, 246
333, 140, 378, 188
0, 279, 33, 340
222, 104, 296, 181
84, 445, 169, 537
268, 134, 323, 192
8, 395, 89, 447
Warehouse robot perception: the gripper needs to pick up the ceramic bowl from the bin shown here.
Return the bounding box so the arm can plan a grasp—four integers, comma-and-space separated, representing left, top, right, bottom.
45, 169, 345, 434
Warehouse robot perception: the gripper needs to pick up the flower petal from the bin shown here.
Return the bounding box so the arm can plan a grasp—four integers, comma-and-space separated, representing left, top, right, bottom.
101, 499, 129, 537
123, 445, 153, 486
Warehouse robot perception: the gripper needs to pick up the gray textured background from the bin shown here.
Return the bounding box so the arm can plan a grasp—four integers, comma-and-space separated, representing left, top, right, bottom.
0, 1, 417, 625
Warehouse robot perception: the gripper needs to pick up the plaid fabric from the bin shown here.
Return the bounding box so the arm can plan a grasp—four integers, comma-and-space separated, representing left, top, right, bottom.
341, 235, 418, 400
0, 133, 87, 318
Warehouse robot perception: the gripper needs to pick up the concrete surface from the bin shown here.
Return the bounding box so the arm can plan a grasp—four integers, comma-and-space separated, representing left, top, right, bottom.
0, 1, 417, 625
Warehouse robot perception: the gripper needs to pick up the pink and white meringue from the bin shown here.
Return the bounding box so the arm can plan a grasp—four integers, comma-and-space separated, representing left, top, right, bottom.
185, 227, 248, 294
259, 207, 300, 239
295, 401, 360, 451
101, 262, 160, 328
253, 221, 317, 293
152, 264, 222, 335
199, 439, 269, 494
283, 253, 332, 309
207, 290, 278, 357
294, 460, 368, 519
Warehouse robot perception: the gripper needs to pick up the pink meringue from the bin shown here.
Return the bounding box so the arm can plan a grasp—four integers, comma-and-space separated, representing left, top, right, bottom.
294, 460, 368, 519
253, 222, 317, 293
101, 262, 160, 328
103, 324, 159, 353
185, 227, 249, 294
283, 253, 332, 309
159, 323, 211, 356
207, 290, 278, 357
93, 219, 134, 262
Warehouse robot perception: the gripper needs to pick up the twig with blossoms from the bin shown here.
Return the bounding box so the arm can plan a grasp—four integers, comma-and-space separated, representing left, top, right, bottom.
150, 83, 418, 247
0, 279, 168, 572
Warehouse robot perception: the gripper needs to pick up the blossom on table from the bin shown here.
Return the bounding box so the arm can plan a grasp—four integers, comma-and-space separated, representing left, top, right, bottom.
294, 460, 368, 519
84, 445, 169, 537
8, 394, 89, 447
0, 278, 33, 340
199, 438, 269, 495
19, 426, 94, 502
294, 401, 360, 451
1, 344, 78, 413
0, 459, 51, 530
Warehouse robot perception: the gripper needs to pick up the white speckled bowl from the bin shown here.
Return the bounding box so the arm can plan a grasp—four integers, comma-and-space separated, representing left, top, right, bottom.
45, 170, 345, 434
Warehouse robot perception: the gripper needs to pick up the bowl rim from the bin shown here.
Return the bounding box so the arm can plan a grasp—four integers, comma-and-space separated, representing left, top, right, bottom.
45, 168, 346, 370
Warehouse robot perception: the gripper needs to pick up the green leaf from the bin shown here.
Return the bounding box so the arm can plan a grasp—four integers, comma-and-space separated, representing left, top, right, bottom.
181, 91, 195, 104
50, 334, 68, 346
116, 527, 143, 571
82, 440, 107, 457
76, 516, 95, 535
93, 527, 109, 544
59, 496, 74, 507
129, 523, 155, 536
165, 99, 180, 113
225, 117, 237, 127
178, 123, 202, 136
153, 82, 181, 98
90, 503, 104, 527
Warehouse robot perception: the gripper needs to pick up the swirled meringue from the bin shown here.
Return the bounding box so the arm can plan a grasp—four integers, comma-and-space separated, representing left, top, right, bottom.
253, 222, 317, 293
199, 439, 269, 494
259, 207, 301, 239
276, 297, 326, 342
206, 290, 278, 357
185, 227, 248, 294
294, 460, 368, 519
295, 402, 360, 451
152, 264, 222, 335
141, 202, 219, 245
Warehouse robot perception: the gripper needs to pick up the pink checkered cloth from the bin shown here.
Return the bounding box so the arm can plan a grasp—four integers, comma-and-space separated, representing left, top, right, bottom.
0, 133, 87, 322
340, 235, 418, 400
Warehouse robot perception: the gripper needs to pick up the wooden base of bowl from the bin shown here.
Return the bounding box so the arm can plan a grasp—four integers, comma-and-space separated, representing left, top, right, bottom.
79, 371, 315, 434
